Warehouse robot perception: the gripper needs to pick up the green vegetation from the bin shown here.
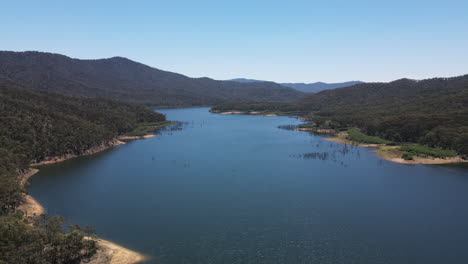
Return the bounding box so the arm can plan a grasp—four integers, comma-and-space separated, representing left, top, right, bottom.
347, 128, 392, 144
400, 144, 458, 159
402, 152, 414, 160
0, 51, 304, 107
0, 84, 166, 164
213, 75, 468, 157
297, 123, 316, 129
0, 84, 166, 263
1, 214, 97, 264
126, 121, 175, 136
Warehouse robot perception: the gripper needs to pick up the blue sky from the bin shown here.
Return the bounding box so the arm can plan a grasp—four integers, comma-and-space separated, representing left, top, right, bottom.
2, 0, 468, 82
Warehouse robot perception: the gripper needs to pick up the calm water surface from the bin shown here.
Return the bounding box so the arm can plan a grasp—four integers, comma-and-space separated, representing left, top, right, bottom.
30, 108, 468, 264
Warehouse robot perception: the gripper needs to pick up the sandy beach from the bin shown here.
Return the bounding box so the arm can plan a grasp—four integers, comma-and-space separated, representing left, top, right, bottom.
83, 238, 147, 264
118, 134, 156, 140
219, 111, 246, 115
214, 110, 278, 116
375, 146, 468, 165
17, 168, 45, 217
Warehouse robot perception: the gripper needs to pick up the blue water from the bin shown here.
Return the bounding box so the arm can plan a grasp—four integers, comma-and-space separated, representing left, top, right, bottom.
29, 108, 468, 264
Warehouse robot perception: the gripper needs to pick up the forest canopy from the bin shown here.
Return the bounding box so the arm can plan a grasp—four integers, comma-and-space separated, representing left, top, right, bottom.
0, 51, 305, 107
0, 84, 166, 263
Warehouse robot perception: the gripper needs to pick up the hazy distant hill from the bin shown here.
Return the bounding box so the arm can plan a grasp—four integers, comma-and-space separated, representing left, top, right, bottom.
0, 51, 305, 107
230, 78, 364, 93
230, 78, 267, 83
281, 81, 364, 93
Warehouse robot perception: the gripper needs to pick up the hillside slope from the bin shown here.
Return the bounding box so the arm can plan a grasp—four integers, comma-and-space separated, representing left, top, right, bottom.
213, 75, 468, 155
0, 51, 305, 107
0, 83, 167, 263
0, 81, 165, 167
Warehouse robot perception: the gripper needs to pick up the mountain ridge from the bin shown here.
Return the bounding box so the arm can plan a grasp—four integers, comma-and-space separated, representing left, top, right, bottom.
0, 51, 305, 107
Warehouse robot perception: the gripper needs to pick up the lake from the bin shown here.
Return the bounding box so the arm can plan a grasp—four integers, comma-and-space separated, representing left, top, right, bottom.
29, 107, 468, 264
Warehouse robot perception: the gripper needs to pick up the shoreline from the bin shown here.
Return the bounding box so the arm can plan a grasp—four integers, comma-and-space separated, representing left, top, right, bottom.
296, 129, 467, 165
31, 139, 126, 166
211, 110, 278, 116
118, 134, 156, 140
17, 169, 44, 217
30, 134, 159, 167
323, 136, 385, 148
18, 136, 151, 264
83, 238, 147, 264
374, 146, 468, 165
324, 135, 467, 165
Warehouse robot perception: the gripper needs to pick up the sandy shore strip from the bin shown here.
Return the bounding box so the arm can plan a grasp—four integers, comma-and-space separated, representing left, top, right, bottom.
17, 168, 45, 217
17, 193, 45, 217
118, 134, 156, 140
383, 156, 468, 165
214, 110, 278, 116
32, 139, 125, 166
375, 146, 468, 165
219, 111, 246, 115
83, 238, 147, 264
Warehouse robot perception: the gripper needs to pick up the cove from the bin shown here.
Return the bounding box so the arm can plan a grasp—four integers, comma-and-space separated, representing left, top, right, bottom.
29, 107, 468, 264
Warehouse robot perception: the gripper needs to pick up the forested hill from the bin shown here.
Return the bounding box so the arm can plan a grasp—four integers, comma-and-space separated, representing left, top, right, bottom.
0, 51, 305, 107
295, 76, 468, 111
0, 83, 166, 263
0, 82, 164, 208
0, 83, 165, 165
213, 75, 468, 155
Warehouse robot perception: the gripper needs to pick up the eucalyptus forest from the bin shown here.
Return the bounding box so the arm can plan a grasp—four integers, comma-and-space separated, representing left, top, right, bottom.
0, 83, 165, 263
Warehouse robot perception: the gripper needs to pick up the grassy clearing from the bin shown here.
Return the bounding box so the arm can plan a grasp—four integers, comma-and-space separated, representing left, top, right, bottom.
375, 146, 403, 159
399, 144, 458, 160
346, 128, 392, 144
126, 121, 175, 136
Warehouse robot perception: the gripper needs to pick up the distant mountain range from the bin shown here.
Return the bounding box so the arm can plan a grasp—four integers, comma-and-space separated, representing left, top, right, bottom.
230, 78, 364, 93
0, 51, 305, 107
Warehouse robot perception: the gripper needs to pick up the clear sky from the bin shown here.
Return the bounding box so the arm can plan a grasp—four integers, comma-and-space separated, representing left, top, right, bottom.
2, 0, 468, 83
